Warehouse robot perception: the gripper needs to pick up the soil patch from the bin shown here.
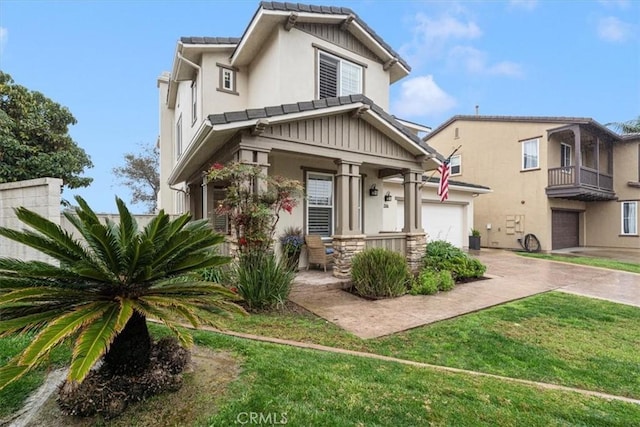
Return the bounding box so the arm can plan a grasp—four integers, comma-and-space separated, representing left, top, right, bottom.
20, 347, 240, 427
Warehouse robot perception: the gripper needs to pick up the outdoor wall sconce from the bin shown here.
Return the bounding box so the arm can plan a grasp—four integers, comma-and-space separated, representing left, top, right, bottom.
369, 184, 379, 197
384, 191, 392, 202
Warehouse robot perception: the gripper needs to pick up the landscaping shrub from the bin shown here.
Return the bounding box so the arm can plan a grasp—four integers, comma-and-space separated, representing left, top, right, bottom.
234, 252, 296, 310
351, 248, 410, 298
423, 240, 486, 281
410, 270, 439, 295
438, 270, 455, 291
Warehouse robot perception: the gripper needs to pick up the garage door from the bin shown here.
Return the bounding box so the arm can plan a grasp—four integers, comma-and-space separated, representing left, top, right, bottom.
397, 202, 465, 248
552, 211, 579, 250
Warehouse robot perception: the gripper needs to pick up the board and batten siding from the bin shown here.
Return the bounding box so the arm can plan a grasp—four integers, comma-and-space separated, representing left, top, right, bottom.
262, 113, 415, 161
297, 23, 379, 63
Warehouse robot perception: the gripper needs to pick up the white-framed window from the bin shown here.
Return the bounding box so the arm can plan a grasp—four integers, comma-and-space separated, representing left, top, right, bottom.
176, 115, 183, 159
561, 143, 572, 168
318, 52, 362, 99
522, 138, 539, 170
191, 80, 197, 124
217, 64, 237, 94
450, 155, 461, 175
307, 172, 334, 237
621, 201, 638, 235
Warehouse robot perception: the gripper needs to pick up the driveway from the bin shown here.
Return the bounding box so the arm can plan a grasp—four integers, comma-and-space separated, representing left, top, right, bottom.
289, 249, 640, 339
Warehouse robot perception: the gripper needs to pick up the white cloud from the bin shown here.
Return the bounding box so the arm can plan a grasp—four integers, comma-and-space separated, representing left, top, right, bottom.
0, 27, 7, 54
392, 75, 457, 118
508, 0, 538, 11
597, 16, 633, 42
402, 11, 482, 61
449, 46, 524, 78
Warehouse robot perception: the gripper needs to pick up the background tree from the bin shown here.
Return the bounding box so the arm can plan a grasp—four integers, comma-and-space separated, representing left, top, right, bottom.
606, 116, 640, 134
113, 142, 160, 213
0, 71, 92, 189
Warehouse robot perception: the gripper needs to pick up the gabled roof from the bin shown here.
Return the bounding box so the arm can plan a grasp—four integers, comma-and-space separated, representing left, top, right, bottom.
231, 2, 410, 82
169, 95, 444, 185
207, 94, 443, 161
425, 115, 623, 142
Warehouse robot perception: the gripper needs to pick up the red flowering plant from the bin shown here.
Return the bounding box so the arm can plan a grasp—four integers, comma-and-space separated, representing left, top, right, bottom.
206, 162, 303, 255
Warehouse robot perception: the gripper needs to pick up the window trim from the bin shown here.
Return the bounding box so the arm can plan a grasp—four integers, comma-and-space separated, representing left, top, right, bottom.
621, 201, 638, 236
316, 49, 363, 99
560, 142, 572, 168
450, 154, 461, 176
217, 63, 239, 95
176, 114, 183, 160
521, 138, 540, 171
306, 171, 334, 237
191, 80, 197, 125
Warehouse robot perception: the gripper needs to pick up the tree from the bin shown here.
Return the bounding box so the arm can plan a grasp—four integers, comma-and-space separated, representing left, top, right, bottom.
113, 142, 160, 213
0, 72, 92, 189
0, 196, 243, 394
606, 116, 640, 134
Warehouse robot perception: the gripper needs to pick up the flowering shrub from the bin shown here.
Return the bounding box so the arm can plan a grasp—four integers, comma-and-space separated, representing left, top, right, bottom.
279, 227, 304, 255
206, 162, 303, 254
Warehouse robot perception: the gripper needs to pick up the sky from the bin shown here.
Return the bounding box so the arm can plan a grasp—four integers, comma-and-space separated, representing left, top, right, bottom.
1, 0, 639, 213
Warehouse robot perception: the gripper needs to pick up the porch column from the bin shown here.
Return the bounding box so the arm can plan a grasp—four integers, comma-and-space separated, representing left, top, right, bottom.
402, 169, 426, 273
202, 179, 215, 223
332, 160, 365, 278
235, 144, 271, 193
573, 126, 581, 186
595, 137, 600, 188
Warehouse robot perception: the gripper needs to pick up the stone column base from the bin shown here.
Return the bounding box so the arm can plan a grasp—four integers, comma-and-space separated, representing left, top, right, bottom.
405, 232, 427, 273
331, 234, 366, 278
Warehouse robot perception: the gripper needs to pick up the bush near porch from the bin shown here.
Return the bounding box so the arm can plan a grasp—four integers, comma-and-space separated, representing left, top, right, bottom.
350, 248, 412, 298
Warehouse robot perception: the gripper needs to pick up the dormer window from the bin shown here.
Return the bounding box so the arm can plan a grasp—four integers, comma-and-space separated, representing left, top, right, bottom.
318, 51, 362, 99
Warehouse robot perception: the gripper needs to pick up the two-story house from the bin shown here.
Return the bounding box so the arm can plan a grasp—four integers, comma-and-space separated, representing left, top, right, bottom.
157, 2, 489, 276
425, 116, 640, 251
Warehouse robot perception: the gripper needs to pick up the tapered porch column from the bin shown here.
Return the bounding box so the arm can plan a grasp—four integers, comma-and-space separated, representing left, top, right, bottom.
332, 160, 365, 278
402, 169, 426, 272
235, 144, 271, 193
572, 126, 581, 186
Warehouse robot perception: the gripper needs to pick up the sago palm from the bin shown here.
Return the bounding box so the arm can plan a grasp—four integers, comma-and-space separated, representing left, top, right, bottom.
0, 196, 243, 390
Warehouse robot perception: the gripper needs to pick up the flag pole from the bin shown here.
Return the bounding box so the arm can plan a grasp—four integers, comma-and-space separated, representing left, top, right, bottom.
426, 144, 462, 182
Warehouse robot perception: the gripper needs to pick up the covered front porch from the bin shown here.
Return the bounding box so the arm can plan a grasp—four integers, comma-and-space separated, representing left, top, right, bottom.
169, 95, 444, 277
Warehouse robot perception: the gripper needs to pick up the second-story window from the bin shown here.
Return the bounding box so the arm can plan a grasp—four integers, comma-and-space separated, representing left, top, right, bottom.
521, 138, 539, 170
450, 155, 461, 175
191, 80, 197, 124
217, 63, 238, 95
176, 115, 182, 159
561, 142, 572, 168
318, 52, 362, 99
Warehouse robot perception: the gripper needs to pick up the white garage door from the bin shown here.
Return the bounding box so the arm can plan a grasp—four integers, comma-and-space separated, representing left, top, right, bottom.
397, 202, 465, 248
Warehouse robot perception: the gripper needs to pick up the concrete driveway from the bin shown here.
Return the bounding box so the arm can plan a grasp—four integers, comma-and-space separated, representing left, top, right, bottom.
289, 249, 640, 339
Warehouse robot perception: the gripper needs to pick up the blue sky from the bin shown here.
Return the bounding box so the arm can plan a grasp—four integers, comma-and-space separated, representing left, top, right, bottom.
1, 0, 638, 213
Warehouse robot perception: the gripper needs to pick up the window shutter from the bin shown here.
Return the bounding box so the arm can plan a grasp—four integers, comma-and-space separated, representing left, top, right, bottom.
319, 54, 338, 99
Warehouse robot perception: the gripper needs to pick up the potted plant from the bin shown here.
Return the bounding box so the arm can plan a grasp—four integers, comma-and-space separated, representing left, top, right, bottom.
279, 226, 304, 271
469, 228, 481, 250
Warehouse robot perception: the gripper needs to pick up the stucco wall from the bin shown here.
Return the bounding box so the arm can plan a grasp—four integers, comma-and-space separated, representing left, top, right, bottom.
0, 178, 63, 262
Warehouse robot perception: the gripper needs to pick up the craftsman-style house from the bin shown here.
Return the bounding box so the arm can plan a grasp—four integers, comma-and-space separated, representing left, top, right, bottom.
157, 2, 488, 276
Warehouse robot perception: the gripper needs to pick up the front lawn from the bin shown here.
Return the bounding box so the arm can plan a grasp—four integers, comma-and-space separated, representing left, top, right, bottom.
518, 252, 640, 274
216, 292, 640, 399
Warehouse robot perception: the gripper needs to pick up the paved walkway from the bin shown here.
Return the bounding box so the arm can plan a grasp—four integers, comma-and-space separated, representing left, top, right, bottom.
289, 249, 640, 339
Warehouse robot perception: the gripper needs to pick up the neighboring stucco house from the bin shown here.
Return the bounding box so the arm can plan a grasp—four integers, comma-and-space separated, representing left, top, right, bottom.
156, 2, 488, 276
425, 116, 640, 251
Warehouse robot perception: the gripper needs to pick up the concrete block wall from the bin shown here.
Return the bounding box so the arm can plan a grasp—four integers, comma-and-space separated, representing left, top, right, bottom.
0, 177, 63, 262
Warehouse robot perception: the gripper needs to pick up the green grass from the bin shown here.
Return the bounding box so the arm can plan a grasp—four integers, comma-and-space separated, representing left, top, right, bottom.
216, 292, 640, 399
0, 334, 71, 419
518, 252, 640, 273
193, 331, 640, 426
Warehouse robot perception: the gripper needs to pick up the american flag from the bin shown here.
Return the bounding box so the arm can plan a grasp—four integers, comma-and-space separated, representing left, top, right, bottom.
437, 160, 450, 202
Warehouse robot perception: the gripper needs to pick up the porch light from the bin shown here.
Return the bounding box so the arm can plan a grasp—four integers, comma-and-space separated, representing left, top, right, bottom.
384, 191, 392, 202
369, 184, 379, 197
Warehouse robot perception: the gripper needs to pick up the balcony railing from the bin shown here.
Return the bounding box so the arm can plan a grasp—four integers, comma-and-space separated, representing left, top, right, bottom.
547, 166, 613, 191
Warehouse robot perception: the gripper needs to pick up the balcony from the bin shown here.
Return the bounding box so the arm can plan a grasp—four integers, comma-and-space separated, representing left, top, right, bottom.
546, 166, 616, 201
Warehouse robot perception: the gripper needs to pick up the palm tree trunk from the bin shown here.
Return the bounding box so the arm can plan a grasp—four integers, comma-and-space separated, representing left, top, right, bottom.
104, 311, 151, 375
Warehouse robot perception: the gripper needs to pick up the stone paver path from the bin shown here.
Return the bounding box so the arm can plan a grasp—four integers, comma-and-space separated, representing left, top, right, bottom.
289, 249, 640, 339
